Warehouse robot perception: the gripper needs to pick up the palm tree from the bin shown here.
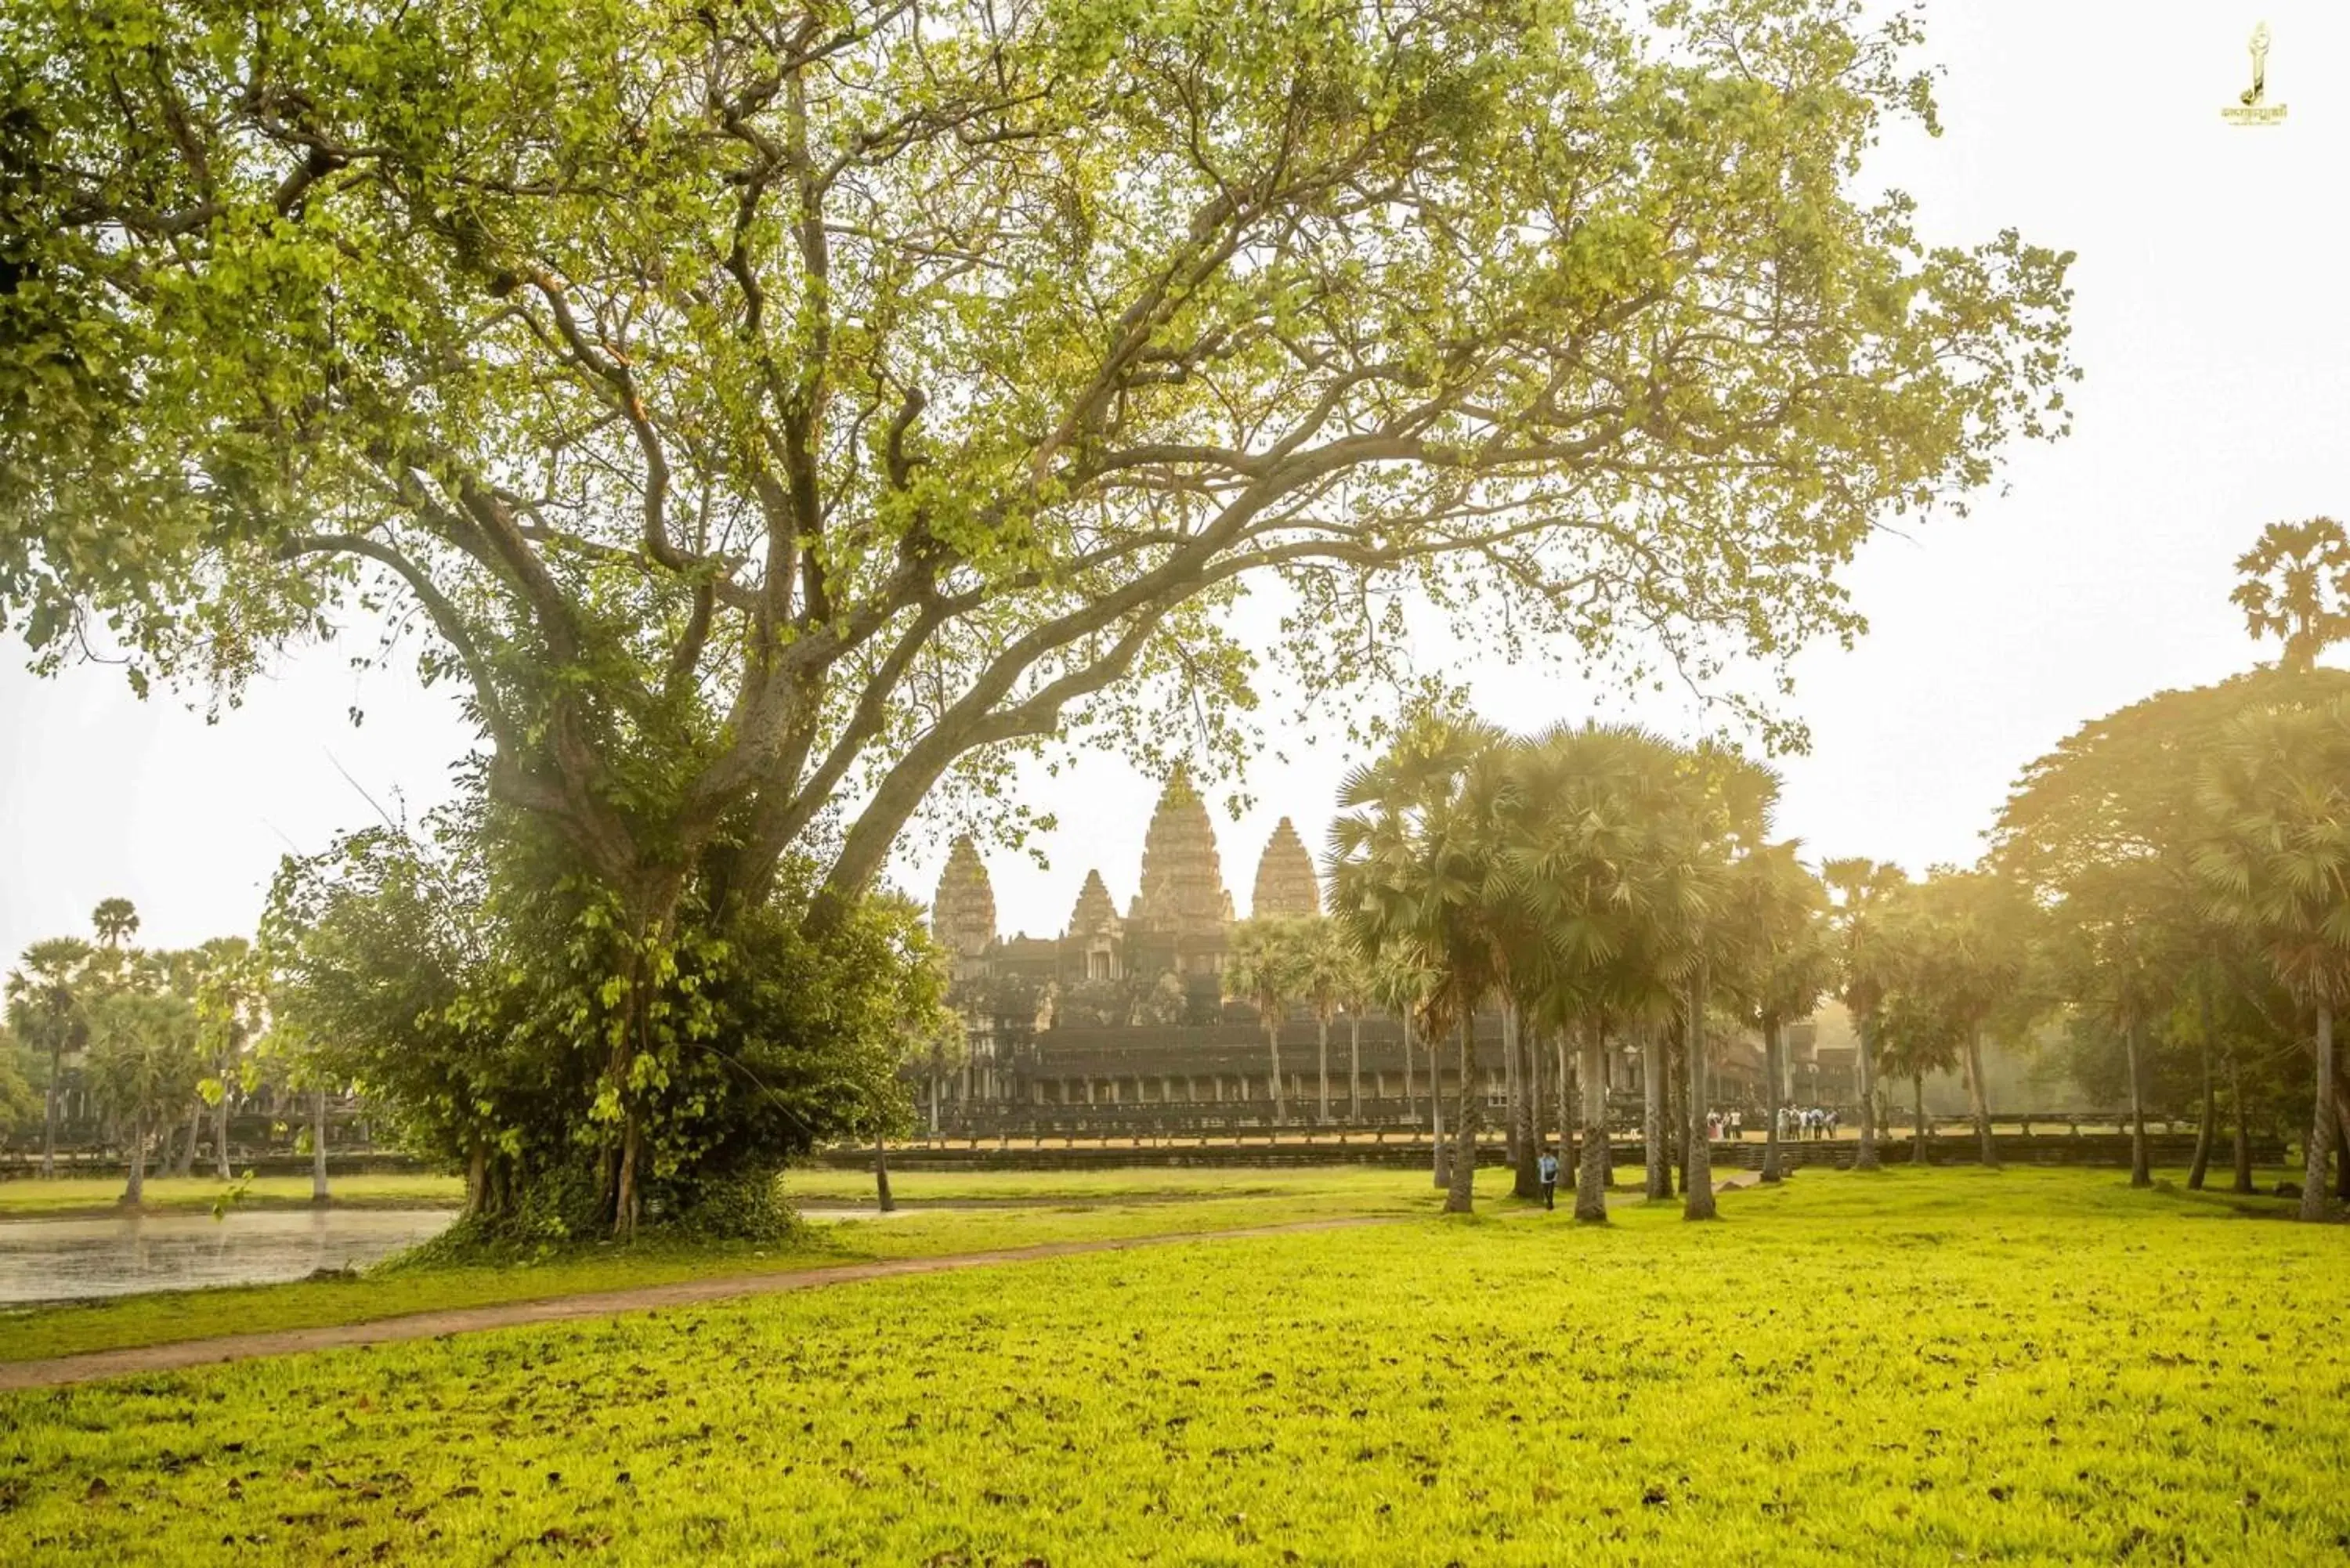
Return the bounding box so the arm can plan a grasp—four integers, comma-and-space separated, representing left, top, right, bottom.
1224, 919, 1303, 1125
2195, 698, 2350, 1220
1892, 869, 2037, 1171
1367, 941, 1442, 1183
5, 938, 92, 1178
1501, 723, 1701, 1220
1334, 944, 1373, 1124
1823, 858, 1909, 1171
91, 898, 140, 949
85, 988, 199, 1205
1721, 844, 1831, 1184
1296, 918, 1352, 1125
1329, 713, 1509, 1213
2230, 517, 2350, 674
193, 937, 267, 1180
2045, 862, 2176, 1186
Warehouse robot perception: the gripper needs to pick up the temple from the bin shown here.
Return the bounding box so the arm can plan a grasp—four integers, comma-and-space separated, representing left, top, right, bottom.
924, 775, 1832, 1134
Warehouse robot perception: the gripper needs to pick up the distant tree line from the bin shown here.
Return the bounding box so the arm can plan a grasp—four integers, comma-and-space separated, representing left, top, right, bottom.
1320, 519, 2350, 1224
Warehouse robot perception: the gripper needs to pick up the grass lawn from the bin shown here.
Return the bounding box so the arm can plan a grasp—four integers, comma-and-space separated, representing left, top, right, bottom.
0, 1165, 1463, 1364
1, 1168, 2343, 1565
0, 1172, 468, 1219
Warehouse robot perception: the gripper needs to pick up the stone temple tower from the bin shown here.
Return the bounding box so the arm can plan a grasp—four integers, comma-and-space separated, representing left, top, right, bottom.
1130, 771, 1234, 938
930, 835, 997, 962
1066, 869, 1123, 981
1250, 816, 1320, 919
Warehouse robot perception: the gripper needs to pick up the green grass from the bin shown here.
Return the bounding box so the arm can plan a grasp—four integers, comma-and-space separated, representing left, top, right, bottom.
0, 1165, 1467, 1364
2, 1168, 2344, 1564
0, 1172, 468, 1218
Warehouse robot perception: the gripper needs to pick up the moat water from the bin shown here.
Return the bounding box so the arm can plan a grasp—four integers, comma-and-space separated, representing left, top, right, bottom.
0, 1209, 461, 1305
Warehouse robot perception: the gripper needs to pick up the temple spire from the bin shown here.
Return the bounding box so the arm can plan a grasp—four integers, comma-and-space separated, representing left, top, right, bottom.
930, 835, 996, 957
1250, 816, 1320, 919
1131, 768, 1233, 936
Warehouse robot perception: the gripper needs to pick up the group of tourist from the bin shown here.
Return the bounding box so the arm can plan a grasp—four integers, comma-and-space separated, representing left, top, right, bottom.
1778, 1106, 1841, 1140
1693, 1107, 1842, 1143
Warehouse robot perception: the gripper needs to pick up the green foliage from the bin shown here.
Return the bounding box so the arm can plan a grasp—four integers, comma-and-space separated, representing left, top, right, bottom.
1, 1173, 2341, 1566
263, 791, 952, 1237
0, 1020, 39, 1147
5, 0, 2075, 932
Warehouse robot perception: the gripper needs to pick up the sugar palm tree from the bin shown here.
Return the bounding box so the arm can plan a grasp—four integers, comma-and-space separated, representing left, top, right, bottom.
1366, 939, 1442, 1183
2195, 698, 2350, 1220
2230, 517, 2350, 675
85, 988, 200, 1205
1224, 919, 1304, 1125
1823, 858, 1909, 1171
2044, 861, 2177, 1186
1503, 723, 1701, 1219
1876, 977, 1963, 1164
1889, 869, 2037, 1171
1332, 941, 1374, 1123
193, 936, 268, 1180
1295, 918, 1353, 1125
1329, 713, 1509, 1213
91, 898, 140, 949
1720, 843, 1831, 1184
5, 938, 92, 1178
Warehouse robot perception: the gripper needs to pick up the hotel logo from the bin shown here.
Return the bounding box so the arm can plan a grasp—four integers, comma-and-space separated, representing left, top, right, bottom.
2223, 22, 2288, 125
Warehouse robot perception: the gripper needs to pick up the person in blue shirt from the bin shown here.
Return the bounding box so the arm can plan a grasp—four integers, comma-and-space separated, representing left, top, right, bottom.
1537, 1147, 1560, 1210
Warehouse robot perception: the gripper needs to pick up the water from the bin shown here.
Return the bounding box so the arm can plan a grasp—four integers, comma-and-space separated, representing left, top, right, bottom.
0, 1209, 460, 1305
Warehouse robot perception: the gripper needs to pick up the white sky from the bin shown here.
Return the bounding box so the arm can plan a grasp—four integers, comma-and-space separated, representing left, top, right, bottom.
5, 2, 2348, 961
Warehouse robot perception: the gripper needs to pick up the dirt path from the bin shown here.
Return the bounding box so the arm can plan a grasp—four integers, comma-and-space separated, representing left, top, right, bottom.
0, 1214, 1411, 1393
0, 1179, 1756, 1393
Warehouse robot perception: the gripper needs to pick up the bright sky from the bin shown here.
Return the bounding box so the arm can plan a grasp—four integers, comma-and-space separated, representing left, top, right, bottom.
5, 2, 2347, 963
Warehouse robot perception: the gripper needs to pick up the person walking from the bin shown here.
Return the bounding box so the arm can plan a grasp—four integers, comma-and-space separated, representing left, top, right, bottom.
1537, 1147, 1560, 1211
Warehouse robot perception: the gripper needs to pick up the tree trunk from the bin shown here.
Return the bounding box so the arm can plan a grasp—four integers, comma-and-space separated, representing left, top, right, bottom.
1576, 1024, 1610, 1222
873, 1128, 895, 1213
1642, 1028, 1668, 1200
311, 1088, 331, 1203
1662, 1026, 1683, 1198
2229, 1048, 2254, 1194
1683, 968, 1717, 1221
1912, 1071, 1929, 1165
1402, 1008, 1417, 1125
213, 1084, 233, 1180
2124, 1017, 2151, 1188
1265, 1019, 1287, 1125
1348, 1014, 1361, 1123
41, 1044, 59, 1179
122, 1112, 146, 1206
1507, 1001, 1539, 1200
1966, 1023, 1999, 1170
1761, 1015, 1784, 1184
1854, 1013, 1881, 1171
1445, 1013, 1478, 1213
1429, 1021, 1448, 1189
2299, 1002, 2334, 1223
1500, 999, 1520, 1175
2188, 980, 2216, 1190
172, 1099, 200, 1177
1555, 1024, 1574, 1180
1314, 1013, 1332, 1124
464, 1142, 489, 1218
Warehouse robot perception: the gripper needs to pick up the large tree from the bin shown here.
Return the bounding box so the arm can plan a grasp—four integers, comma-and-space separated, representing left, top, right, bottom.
5, 0, 2072, 1230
